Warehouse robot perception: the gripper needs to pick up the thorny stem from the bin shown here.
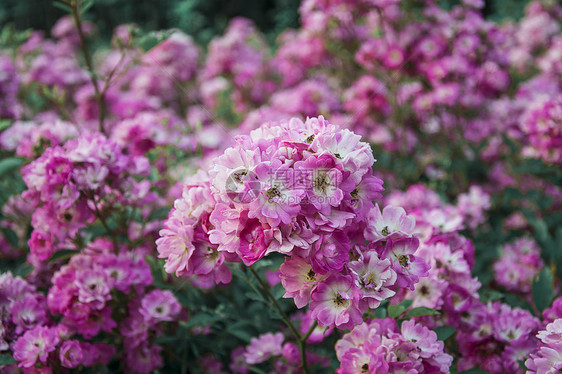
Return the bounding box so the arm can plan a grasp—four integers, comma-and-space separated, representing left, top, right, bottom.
67, 0, 106, 133
248, 266, 312, 374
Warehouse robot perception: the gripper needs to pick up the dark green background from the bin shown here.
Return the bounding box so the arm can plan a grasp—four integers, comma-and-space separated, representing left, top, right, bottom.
0, 0, 531, 46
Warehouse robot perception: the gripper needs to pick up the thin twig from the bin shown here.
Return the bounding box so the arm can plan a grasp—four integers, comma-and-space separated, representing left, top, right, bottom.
67, 0, 106, 133
248, 265, 311, 374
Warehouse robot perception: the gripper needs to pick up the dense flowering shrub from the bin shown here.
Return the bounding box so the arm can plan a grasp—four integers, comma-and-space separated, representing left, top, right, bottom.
0, 0, 561, 372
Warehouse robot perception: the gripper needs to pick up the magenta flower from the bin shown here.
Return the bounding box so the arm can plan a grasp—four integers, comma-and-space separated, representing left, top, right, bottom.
11, 296, 48, 334
280, 255, 319, 308
526, 343, 562, 374
156, 209, 196, 277
348, 251, 396, 309
59, 340, 83, 368
381, 238, 429, 290
28, 231, 55, 261
243, 332, 284, 365
365, 204, 416, 242
537, 319, 562, 345
294, 154, 353, 214
248, 160, 304, 226
139, 289, 181, 323
310, 232, 350, 274
310, 275, 362, 330
75, 268, 111, 309
13, 326, 60, 368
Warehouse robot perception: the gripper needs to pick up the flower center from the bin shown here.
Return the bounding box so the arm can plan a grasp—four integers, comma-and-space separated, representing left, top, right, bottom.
381, 226, 390, 236
266, 187, 280, 199
314, 174, 330, 194
305, 269, 316, 282
232, 170, 248, 183
398, 255, 409, 267
334, 293, 347, 307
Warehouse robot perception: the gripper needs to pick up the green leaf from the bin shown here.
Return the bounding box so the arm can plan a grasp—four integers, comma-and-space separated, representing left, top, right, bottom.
388, 304, 406, 319
245, 291, 266, 303
387, 299, 413, 319
52, 1, 72, 13
434, 326, 455, 341
226, 322, 254, 343
0, 158, 24, 177
0, 353, 17, 365
182, 312, 216, 329
459, 369, 490, 374
1, 227, 18, 247
0, 120, 12, 132
405, 307, 440, 318
272, 284, 285, 300
49, 249, 77, 262
401, 299, 413, 309
532, 267, 554, 312
80, 0, 94, 14
373, 305, 387, 318
147, 207, 171, 221
479, 289, 504, 303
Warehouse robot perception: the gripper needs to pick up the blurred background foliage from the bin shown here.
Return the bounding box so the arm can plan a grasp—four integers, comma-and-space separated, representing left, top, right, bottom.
1, 0, 531, 47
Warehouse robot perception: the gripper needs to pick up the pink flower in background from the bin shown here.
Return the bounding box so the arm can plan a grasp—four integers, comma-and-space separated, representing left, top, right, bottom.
59, 340, 83, 368
13, 326, 60, 368
244, 332, 284, 365
139, 289, 181, 323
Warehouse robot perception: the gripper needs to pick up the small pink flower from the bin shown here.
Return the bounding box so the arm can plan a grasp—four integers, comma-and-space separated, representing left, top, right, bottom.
280, 255, 319, 308
243, 332, 284, 365
365, 204, 416, 242
310, 275, 362, 330
139, 289, 182, 323
13, 326, 60, 368
59, 340, 83, 368
156, 209, 196, 277
28, 231, 55, 261
348, 251, 396, 309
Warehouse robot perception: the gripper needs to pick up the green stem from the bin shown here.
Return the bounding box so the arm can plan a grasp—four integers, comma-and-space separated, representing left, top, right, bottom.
298, 320, 318, 373
302, 320, 318, 343
68, 0, 105, 133
248, 266, 311, 374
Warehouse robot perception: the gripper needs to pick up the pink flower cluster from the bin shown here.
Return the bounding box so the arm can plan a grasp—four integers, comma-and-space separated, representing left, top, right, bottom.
1, 272, 114, 370
158, 116, 429, 331
21, 132, 152, 260
0, 0, 561, 372
520, 97, 562, 165
493, 237, 544, 297
386, 184, 543, 373
2, 243, 184, 372
335, 318, 453, 373
526, 318, 562, 373
0, 54, 21, 119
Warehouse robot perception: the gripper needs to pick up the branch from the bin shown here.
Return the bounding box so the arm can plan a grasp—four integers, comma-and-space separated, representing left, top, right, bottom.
248, 266, 311, 374
67, 0, 106, 133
